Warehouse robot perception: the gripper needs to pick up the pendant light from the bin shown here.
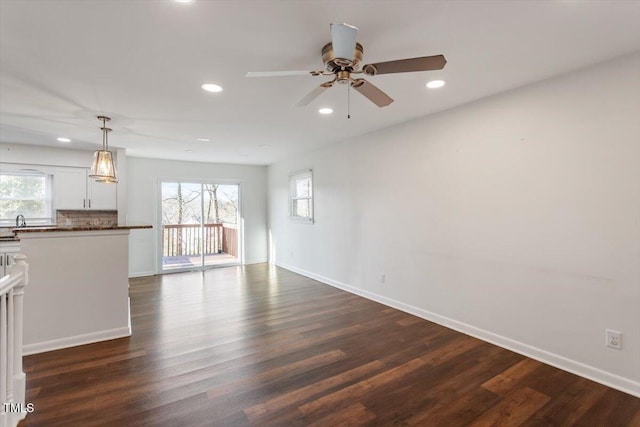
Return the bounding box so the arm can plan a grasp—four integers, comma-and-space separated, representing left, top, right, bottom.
89, 115, 118, 183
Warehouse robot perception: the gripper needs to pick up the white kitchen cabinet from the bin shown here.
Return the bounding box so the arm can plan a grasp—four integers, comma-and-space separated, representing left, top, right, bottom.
0, 242, 20, 276
54, 167, 87, 209
54, 167, 117, 210
88, 178, 117, 210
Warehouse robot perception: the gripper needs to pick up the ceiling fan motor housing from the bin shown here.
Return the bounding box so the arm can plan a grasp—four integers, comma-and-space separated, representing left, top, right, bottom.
322, 42, 364, 73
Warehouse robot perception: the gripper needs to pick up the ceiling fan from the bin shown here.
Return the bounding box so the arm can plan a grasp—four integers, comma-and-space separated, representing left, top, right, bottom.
246, 23, 447, 109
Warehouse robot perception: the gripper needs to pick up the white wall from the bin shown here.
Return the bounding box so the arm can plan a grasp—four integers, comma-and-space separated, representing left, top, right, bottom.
127, 157, 268, 276
0, 143, 127, 223
0, 143, 99, 168
268, 53, 640, 395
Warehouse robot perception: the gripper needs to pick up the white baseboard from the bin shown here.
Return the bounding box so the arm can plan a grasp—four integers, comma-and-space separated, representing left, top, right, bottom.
129, 270, 155, 278
277, 262, 640, 398
23, 326, 131, 356
244, 259, 268, 265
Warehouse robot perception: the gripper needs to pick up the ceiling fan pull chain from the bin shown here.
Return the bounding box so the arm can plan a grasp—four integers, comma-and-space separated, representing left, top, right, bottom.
347, 80, 351, 119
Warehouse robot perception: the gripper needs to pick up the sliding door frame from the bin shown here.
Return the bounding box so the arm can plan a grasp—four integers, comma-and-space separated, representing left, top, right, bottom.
155, 178, 243, 274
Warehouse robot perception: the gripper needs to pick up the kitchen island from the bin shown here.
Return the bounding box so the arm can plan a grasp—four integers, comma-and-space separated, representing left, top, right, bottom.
14, 225, 152, 354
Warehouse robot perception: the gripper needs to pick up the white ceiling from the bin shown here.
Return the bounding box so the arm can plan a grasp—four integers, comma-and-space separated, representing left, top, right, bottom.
1, 0, 639, 165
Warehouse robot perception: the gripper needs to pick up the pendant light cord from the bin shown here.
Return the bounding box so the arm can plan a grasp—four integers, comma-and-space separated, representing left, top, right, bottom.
102, 117, 107, 150
99, 116, 111, 151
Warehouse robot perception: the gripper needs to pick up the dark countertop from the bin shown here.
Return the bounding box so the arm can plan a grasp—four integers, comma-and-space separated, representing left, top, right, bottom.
12, 225, 153, 234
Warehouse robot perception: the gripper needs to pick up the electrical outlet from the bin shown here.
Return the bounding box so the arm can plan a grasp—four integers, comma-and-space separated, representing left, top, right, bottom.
379, 273, 385, 284
606, 329, 622, 350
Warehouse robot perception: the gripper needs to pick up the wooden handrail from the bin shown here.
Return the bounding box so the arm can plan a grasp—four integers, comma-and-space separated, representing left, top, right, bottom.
163, 224, 223, 229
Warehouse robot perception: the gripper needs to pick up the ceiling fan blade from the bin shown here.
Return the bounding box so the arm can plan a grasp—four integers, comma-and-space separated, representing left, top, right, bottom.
351, 79, 393, 107
330, 23, 358, 61
295, 82, 333, 107
363, 54, 447, 76
246, 70, 315, 78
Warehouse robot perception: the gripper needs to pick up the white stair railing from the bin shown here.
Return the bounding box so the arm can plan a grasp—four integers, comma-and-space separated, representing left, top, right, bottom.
0, 254, 28, 427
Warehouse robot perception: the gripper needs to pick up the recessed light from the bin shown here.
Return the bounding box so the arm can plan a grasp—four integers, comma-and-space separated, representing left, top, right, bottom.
318, 107, 333, 115
57, 137, 71, 143
426, 80, 446, 89
259, 145, 270, 148
185, 149, 194, 153
196, 138, 210, 142
201, 83, 223, 93
175, 0, 194, 3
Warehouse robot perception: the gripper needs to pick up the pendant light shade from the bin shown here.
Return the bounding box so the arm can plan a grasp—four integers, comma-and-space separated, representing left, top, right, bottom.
89, 115, 118, 183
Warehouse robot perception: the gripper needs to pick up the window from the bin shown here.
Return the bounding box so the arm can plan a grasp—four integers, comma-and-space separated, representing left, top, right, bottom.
0, 172, 53, 225
289, 169, 313, 223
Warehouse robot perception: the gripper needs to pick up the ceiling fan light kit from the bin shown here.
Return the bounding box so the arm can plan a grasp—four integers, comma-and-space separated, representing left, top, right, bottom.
247, 22, 447, 114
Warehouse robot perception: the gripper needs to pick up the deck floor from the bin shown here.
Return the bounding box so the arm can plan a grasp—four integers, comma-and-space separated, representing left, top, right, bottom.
162, 253, 237, 270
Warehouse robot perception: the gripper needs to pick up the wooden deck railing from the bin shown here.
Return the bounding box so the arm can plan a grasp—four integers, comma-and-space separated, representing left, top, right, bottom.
0, 254, 28, 427
222, 225, 237, 257
163, 223, 238, 257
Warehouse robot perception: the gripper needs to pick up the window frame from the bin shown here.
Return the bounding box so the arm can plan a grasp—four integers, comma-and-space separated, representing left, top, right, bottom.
288, 169, 314, 224
0, 169, 54, 226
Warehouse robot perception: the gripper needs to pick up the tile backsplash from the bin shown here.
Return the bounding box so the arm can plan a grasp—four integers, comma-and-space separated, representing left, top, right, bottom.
57, 210, 118, 227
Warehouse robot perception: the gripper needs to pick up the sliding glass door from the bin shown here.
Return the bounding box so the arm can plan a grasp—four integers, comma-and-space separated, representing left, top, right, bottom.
160, 181, 240, 272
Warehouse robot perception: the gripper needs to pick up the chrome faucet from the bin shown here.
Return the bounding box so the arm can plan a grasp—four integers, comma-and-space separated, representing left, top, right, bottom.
16, 214, 26, 227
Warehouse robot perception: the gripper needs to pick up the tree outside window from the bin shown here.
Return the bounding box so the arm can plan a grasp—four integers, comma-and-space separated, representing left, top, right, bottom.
0, 173, 53, 225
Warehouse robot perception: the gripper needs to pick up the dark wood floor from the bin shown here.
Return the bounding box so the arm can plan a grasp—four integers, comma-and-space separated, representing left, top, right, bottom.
19, 264, 640, 426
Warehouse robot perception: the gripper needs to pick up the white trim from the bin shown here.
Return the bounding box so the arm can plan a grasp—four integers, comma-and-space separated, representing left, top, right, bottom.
0, 162, 58, 175
237, 184, 245, 265
22, 326, 131, 356
0, 168, 55, 225
287, 168, 312, 178
288, 216, 314, 224
156, 179, 243, 274
288, 169, 314, 223
129, 271, 155, 278
276, 262, 640, 398
244, 258, 267, 265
